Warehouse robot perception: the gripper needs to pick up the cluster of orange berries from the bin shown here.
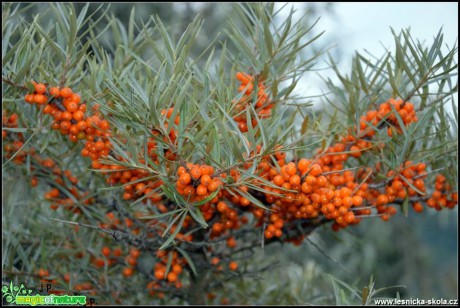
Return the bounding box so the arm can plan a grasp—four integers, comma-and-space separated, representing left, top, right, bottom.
38, 269, 94, 295
209, 257, 238, 272
35, 156, 93, 212
355, 98, 418, 139
79, 104, 111, 164
426, 174, 457, 211
150, 250, 184, 294
2, 111, 28, 164
24, 83, 90, 142
159, 107, 180, 144
176, 164, 223, 203
261, 158, 362, 235
98, 211, 137, 235
210, 201, 246, 238
91, 244, 142, 280
3, 139, 27, 164
234, 72, 272, 132
2, 111, 19, 139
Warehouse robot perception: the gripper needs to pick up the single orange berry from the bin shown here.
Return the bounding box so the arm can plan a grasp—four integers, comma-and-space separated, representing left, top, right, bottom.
201, 174, 212, 186
49, 87, 60, 98
309, 164, 322, 176
99, 120, 110, 130
190, 167, 202, 180
60, 87, 73, 98
229, 261, 238, 271
113, 247, 123, 257
211, 257, 220, 265
123, 267, 134, 277
35, 83, 46, 94
70, 93, 81, 104
67, 102, 78, 113
72, 110, 85, 121
172, 264, 182, 275
217, 201, 228, 213
130, 247, 140, 258
376, 194, 389, 205
101, 247, 111, 257
167, 272, 178, 283
24, 94, 34, 103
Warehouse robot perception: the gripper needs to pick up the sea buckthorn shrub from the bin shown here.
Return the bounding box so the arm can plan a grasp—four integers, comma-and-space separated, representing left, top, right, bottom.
2, 3, 457, 305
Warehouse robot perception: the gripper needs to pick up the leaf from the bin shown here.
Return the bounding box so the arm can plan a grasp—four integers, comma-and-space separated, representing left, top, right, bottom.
139, 208, 183, 220
176, 247, 197, 276
159, 211, 186, 251
402, 192, 409, 217
188, 206, 208, 229
164, 251, 173, 279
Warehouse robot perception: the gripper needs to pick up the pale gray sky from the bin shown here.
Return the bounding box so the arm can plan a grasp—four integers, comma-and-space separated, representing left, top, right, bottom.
281, 2, 458, 109
323, 2, 458, 69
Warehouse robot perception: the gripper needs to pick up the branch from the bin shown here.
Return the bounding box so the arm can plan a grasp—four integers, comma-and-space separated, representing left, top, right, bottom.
2, 76, 28, 91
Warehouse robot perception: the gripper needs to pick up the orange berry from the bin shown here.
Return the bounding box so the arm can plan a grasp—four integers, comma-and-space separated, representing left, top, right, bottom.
309, 164, 322, 176
113, 247, 123, 257
99, 120, 110, 130
49, 87, 60, 98
352, 195, 363, 206
123, 267, 134, 277
226, 236, 237, 248
67, 102, 78, 113
24, 94, 34, 103
177, 166, 186, 176
60, 120, 71, 131
190, 167, 202, 180
76, 121, 87, 131
94, 258, 105, 268
60, 87, 73, 98
62, 111, 73, 121
285, 162, 297, 176
70, 93, 81, 104
172, 264, 182, 274
101, 246, 111, 257
229, 261, 238, 271
402, 168, 415, 179
179, 173, 191, 185
154, 268, 165, 280
289, 174, 301, 186
126, 255, 137, 267
344, 211, 355, 224
298, 159, 309, 172
167, 272, 178, 283
210, 257, 220, 265
35, 83, 46, 94
392, 180, 403, 191
130, 247, 140, 258
376, 194, 389, 205
201, 174, 212, 186
217, 201, 228, 213
208, 179, 221, 192
34, 94, 47, 104
273, 175, 284, 186
77, 131, 86, 140
72, 110, 85, 121
316, 175, 327, 187
38, 268, 48, 278
196, 184, 208, 196
69, 124, 79, 135
212, 223, 223, 233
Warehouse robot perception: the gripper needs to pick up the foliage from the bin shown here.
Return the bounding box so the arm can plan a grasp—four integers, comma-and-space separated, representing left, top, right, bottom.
2, 2, 457, 305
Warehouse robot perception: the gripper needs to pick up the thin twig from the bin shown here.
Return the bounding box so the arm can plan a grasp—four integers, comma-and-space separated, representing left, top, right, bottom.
2, 76, 28, 91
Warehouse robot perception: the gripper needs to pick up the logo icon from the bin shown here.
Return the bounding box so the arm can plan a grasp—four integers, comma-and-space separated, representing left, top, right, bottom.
2, 282, 34, 304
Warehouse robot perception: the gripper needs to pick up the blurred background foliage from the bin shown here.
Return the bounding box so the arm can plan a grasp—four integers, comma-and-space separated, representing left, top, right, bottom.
3, 2, 457, 305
